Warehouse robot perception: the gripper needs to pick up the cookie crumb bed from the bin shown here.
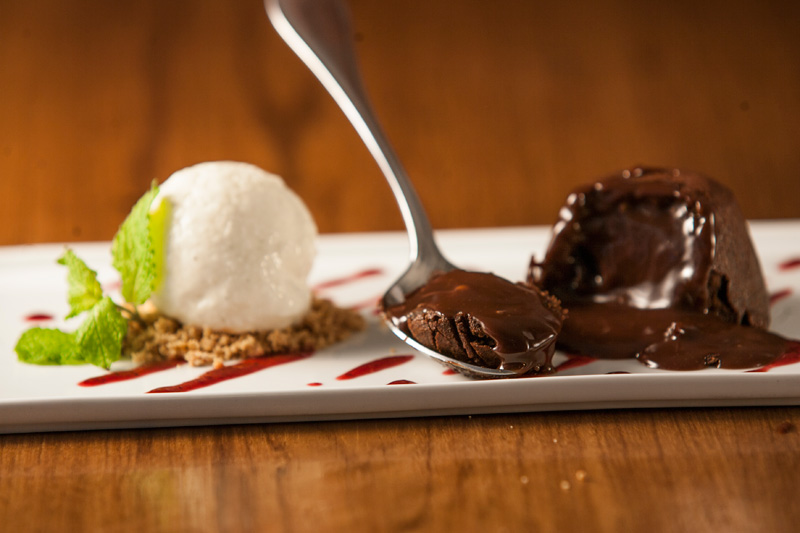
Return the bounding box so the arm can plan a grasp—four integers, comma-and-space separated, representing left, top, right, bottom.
123, 298, 365, 368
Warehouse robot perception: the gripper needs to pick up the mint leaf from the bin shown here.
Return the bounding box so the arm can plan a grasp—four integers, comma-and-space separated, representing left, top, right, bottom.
58, 249, 104, 319
15, 297, 127, 368
112, 181, 159, 304
15, 328, 79, 365
73, 296, 128, 369
17, 181, 163, 368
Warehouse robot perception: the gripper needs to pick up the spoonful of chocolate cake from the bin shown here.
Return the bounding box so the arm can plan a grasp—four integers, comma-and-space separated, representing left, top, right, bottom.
266, 0, 564, 377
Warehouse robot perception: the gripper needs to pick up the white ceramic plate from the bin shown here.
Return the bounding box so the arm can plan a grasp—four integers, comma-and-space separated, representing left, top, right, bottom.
2, 222, 799, 434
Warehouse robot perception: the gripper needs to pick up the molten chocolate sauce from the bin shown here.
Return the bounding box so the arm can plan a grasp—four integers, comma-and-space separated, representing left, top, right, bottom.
385, 270, 563, 373
636, 312, 789, 370
532, 168, 788, 371
559, 303, 791, 372
553, 303, 790, 370
532, 170, 717, 312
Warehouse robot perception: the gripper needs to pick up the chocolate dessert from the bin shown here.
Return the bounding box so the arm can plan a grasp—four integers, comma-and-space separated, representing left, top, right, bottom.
384, 270, 565, 375
529, 167, 787, 370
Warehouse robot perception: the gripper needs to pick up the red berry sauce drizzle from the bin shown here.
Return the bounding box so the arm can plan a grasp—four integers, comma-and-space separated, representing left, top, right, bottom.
148, 353, 313, 393
78, 353, 418, 393
770, 288, 793, 306
79, 359, 185, 387
306, 355, 416, 386
336, 355, 414, 380
779, 257, 800, 271
25, 313, 54, 322
312, 268, 384, 313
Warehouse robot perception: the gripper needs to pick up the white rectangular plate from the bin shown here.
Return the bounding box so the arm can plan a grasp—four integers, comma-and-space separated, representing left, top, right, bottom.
2, 222, 799, 434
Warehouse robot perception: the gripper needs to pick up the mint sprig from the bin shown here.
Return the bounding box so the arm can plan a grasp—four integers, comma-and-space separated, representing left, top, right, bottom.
15, 182, 161, 368
112, 181, 160, 305
58, 249, 104, 319
15, 328, 79, 365
15, 297, 126, 369
72, 297, 128, 368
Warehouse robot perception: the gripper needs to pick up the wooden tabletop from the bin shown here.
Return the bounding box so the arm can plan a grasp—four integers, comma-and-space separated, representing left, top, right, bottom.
2, 0, 799, 531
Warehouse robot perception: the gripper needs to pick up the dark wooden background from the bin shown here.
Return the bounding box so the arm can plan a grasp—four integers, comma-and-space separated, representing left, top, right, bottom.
1, 0, 799, 246
2, 1, 799, 531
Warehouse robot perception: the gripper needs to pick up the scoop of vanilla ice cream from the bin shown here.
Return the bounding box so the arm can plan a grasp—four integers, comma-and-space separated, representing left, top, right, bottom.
149, 161, 317, 332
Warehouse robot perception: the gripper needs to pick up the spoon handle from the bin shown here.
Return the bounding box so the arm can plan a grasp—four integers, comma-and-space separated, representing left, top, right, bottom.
266, 0, 437, 262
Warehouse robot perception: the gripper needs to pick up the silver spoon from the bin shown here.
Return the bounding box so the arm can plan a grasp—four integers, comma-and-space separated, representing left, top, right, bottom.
266, 0, 518, 377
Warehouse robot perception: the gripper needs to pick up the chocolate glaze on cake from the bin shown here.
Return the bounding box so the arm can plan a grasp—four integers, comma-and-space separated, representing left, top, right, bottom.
529, 167, 788, 370
384, 270, 565, 375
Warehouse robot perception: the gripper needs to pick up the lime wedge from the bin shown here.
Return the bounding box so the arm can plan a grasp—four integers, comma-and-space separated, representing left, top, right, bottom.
148, 197, 171, 292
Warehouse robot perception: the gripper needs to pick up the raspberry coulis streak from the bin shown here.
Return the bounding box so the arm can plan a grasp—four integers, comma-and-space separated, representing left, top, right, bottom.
80, 359, 185, 386
336, 355, 414, 380
148, 353, 313, 393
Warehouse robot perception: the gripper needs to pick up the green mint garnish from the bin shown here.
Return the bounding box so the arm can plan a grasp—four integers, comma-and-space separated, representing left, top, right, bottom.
15, 298, 126, 369
71, 296, 128, 369
58, 249, 104, 319
15, 328, 79, 365
16, 181, 163, 368
112, 181, 160, 305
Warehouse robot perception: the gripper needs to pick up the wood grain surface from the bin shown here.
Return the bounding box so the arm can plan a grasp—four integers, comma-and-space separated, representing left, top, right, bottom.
1, 0, 799, 245
1, 0, 799, 531
2, 409, 800, 532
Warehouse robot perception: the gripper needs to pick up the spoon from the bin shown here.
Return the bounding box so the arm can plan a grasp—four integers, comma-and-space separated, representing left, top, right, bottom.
266, 0, 518, 377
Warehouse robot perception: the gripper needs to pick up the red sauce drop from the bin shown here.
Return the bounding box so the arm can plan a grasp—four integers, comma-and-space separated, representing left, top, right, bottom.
770, 288, 793, 306
746, 341, 800, 373
147, 353, 313, 393
778, 258, 800, 271
25, 313, 54, 322
308, 382, 323, 387
313, 268, 384, 291
79, 359, 184, 386
336, 355, 414, 380
554, 355, 597, 373
388, 379, 416, 385
442, 368, 458, 375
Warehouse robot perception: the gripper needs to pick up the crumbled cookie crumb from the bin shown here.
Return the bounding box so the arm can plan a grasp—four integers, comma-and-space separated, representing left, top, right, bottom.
123, 298, 365, 367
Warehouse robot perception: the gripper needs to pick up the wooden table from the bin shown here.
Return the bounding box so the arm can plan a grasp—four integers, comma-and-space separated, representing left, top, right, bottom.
1, 0, 799, 530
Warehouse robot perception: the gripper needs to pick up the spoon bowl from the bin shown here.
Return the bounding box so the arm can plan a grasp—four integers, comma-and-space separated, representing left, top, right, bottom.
266, 0, 520, 377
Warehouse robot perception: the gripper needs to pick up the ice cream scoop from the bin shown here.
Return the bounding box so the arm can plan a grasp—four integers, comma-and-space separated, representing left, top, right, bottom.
149, 161, 317, 332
